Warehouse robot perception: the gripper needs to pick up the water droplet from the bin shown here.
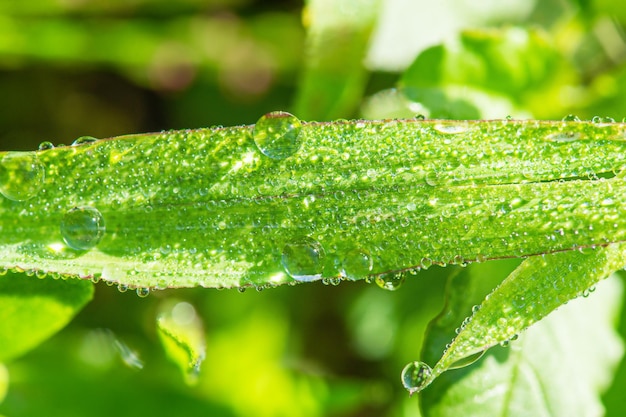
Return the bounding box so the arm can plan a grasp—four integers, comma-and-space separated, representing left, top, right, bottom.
281, 237, 325, 282
38, 141, 55, 151
434, 123, 468, 134
562, 114, 580, 122
425, 172, 440, 186
340, 249, 373, 281
375, 272, 405, 291
60, 206, 106, 251
118, 284, 129, 293
448, 351, 485, 369
252, 111, 302, 160
0, 152, 45, 201
136, 287, 150, 298
72, 136, 99, 146
545, 132, 580, 143
401, 361, 432, 395
592, 116, 615, 124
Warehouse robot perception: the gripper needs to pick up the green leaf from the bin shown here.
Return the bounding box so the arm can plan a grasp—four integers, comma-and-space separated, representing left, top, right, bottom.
420, 259, 521, 367
156, 299, 206, 385
0, 273, 93, 362
0, 364, 6, 404
3, 119, 626, 290
420, 274, 624, 417
293, 0, 381, 120
399, 27, 576, 118
409, 243, 626, 392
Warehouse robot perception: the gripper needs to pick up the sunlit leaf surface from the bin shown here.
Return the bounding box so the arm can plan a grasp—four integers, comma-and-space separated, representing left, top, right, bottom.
2, 119, 626, 290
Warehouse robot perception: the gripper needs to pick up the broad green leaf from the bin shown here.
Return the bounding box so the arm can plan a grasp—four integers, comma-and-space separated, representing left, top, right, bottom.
3, 119, 626, 289
420, 274, 623, 417
293, 0, 381, 120
0, 273, 93, 362
156, 299, 206, 385
406, 243, 626, 393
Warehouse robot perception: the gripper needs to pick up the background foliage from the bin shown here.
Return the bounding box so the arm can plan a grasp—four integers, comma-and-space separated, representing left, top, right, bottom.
1, 0, 626, 416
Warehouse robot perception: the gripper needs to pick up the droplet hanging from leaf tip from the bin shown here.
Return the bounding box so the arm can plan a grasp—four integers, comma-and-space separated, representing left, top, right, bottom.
401, 361, 432, 394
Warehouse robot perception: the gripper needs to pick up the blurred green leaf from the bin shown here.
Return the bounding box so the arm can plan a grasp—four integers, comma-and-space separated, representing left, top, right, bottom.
0, 364, 6, 404
156, 299, 206, 385
399, 27, 577, 118
0, 273, 93, 362
293, 0, 381, 119
420, 274, 623, 417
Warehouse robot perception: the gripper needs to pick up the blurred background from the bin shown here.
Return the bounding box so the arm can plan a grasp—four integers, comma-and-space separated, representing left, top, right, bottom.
1, 0, 626, 416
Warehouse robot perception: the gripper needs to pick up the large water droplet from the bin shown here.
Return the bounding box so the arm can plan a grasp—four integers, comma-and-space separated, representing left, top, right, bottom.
340, 249, 373, 280
38, 141, 55, 151
72, 136, 99, 146
375, 272, 405, 291
253, 111, 302, 160
401, 361, 432, 395
60, 206, 106, 251
0, 152, 45, 201
561, 114, 580, 122
281, 237, 325, 282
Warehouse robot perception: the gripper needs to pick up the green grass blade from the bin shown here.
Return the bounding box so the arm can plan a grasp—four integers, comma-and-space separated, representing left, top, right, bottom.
156, 299, 206, 385
420, 275, 624, 417
406, 244, 626, 393
2, 119, 626, 289
293, 0, 381, 120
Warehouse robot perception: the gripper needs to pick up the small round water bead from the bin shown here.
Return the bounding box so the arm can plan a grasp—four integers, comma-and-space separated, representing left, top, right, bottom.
252, 111, 302, 160
61, 206, 106, 251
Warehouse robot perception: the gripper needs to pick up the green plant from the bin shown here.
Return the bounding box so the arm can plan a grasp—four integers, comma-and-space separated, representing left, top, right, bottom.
2, 1, 626, 416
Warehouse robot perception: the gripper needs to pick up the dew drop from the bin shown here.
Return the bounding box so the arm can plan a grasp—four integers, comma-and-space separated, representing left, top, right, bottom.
252, 111, 302, 160
60, 206, 106, 251
38, 141, 55, 151
375, 272, 405, 291
401, 361, 432, 395
434, 123, 468, 134
562, 114, 581, 122
136, 287, 150, 298
340, 249, 373, 281
0, 152, 45, 201
592, 116, 615, 124
448, 351, 485, 369
72, 136, 99, 146
425, 172, 440, 186
281, 237, 325, 282
118, 284, 129, 293
544, 132, 580, 143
